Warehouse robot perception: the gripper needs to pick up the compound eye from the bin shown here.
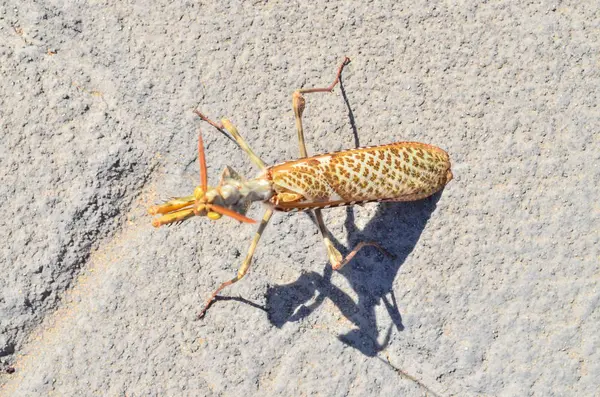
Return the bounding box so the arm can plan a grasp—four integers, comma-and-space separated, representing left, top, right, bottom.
207, 211, 222, 220
193, 186, 205, 200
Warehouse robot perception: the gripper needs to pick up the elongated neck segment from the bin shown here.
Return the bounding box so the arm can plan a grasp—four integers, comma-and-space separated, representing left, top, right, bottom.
149, 175, 273, 227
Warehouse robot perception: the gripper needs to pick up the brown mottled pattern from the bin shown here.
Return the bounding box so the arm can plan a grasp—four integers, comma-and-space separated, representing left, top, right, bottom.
268, 142, 452, 211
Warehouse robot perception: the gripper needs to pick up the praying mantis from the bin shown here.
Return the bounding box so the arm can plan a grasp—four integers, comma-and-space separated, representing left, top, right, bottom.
149, 57, 452, 319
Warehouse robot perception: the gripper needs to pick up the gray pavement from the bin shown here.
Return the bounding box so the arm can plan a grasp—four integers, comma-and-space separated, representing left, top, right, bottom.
1, 1, 598, 396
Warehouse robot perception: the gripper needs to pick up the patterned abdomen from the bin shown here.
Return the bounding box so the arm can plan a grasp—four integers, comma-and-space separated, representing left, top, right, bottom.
267, 142, 452, 211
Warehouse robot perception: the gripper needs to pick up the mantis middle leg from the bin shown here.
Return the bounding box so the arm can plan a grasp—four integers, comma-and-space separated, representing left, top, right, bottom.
193, 110, 267, 171
197, 208, 274, 319
193, 112, 272, 318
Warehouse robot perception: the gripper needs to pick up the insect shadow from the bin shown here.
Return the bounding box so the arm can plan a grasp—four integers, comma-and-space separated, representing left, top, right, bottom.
210, 70, 443, 356
265, 193, 442, 357
263, 71, 443, 356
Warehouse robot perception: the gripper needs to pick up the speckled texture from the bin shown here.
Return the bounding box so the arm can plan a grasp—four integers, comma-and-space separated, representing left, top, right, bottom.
1, 1, 599, 396
269, 142, 452, 210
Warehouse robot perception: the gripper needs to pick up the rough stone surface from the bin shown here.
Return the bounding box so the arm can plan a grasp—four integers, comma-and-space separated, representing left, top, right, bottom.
1, 1, 598, 396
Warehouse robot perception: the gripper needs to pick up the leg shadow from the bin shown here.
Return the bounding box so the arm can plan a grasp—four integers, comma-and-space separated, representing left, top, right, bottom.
266, 193, 442, 356
266, 65, 444, 356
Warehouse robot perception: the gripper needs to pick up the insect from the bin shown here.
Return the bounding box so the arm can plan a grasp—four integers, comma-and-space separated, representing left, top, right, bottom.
149, 58, 452, 319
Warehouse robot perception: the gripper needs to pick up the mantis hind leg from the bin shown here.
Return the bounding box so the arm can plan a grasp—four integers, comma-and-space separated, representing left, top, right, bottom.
292, 57, 392, 270
332, 241, 395, 270
314, 212, 394, 270
293, 56, 351, 158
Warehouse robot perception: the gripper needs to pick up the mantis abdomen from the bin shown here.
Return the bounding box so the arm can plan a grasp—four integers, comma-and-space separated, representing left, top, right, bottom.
268, 141, 452, 211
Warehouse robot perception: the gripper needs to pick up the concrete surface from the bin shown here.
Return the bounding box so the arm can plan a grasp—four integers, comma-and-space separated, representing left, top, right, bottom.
1, 1, 598, 396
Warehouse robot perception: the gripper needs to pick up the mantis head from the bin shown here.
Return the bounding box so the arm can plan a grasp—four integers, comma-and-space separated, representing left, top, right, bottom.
148, 129, 257, 227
